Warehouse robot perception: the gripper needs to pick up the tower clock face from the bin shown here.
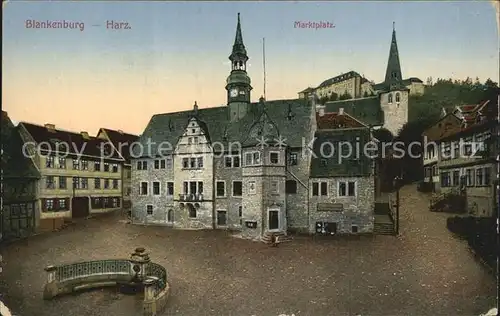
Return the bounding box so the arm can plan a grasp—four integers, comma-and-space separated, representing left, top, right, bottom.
230, 88, 238, 97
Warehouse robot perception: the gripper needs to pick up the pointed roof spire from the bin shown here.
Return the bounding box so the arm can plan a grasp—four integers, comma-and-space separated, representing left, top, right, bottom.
383, 22, 405, 90
229, 12, 247, 60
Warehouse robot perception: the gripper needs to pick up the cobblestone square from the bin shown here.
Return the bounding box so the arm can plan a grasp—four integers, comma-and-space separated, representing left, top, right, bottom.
0, 185, 496, 316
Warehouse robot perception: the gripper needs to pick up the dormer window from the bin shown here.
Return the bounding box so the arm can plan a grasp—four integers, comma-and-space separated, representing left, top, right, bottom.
388, 94, 393, 104
395, 92, 400, 103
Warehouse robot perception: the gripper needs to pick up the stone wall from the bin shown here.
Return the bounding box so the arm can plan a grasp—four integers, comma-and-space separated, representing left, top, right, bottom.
308, 176, 375, 234
380, 90, 409, 136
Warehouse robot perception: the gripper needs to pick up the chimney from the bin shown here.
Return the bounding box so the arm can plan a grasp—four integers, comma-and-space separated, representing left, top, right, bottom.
45, 123, 56, 132
81, 131, 90, 140
193, 101, 198, 115
339, 108, 344, 115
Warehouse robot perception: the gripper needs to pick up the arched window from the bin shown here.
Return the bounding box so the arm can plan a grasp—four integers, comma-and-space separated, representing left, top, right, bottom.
187, 204, 196, 218
388, 93, 393, 104
167, 209, 174, 222
395, 92, 400, 103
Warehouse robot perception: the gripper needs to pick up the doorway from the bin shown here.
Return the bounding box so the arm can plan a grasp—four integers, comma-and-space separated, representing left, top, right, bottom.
72, 197, 89, 218
217, 210, 227, 227
267, 208, 280, 231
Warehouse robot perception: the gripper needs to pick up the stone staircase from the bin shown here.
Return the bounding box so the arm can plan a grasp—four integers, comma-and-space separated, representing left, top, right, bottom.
261, 231, 293, 244
373, 221, 395, 235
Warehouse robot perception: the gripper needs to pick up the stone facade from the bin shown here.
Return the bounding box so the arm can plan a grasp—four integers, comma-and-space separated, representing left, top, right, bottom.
308, 176, 375, 234
380, 89, 409, 136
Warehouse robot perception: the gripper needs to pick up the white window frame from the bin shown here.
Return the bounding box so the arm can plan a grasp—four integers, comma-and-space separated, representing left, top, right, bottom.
167, 208, 174, 223
146, 204, 154, 216
269, 151, 280, 164
216, 209, 228, 227
245, 151, 261, 166
140, 181, 149, 196
248, 180, 256, 195
311, 181, 328, 197
270, 180, 279, 194
152, 181, 161, 196
216, 180, 226, 197
337, 180, 357, 197
232, 180, 243, 197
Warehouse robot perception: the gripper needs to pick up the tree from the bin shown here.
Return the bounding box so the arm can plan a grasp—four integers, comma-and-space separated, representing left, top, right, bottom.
329, 93, 338, 101
372, 128, 393, 143
363, 91, 369, 98
338, 92, 353, 101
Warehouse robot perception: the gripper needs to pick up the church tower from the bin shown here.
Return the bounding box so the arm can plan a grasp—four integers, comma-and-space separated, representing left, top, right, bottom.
380, 22, 409, 136
226, 13, 252, 122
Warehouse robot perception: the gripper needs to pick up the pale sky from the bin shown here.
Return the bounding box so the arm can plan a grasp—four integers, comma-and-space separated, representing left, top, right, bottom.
2, 1, 499, 135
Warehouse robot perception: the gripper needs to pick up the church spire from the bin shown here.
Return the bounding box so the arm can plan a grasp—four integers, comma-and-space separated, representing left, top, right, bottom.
229, 13, 248, 62
383, 22, 404, 90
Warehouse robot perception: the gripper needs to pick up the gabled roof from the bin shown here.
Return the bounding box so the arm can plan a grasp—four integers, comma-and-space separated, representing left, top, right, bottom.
316, 112, 367, 130
298, 87, 315, 94
310, 128, 373, 178
324, 96, 384, 126
1, 112, 40, 179
421, 112, 462, 141
98, 128, 139, 163
20, 122, 123, 160
133, 98, 312, 157
317, 71, 362, 89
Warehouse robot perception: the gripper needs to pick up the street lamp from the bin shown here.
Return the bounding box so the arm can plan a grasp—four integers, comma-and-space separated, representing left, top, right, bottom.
393, 176, 401, 235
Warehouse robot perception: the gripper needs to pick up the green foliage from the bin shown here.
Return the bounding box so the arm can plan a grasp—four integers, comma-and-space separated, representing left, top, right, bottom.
329, 93, 338, 101
363, 91, 369, 98
372, 128, 393, 143
338, 92, 352, 101
409, 77, 498, 123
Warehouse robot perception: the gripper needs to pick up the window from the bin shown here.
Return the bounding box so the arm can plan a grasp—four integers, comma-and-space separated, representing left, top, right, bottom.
166, 156, 173, 169
224, 155, 241, 168
188, 204, 197, 218
233, 156, 240, 167
321, 159, 327, 167
146, 205, 153, 216
160, 159, 166, 169
312, 182, 328, 196
58, 157, 66, 169
465, 169, 475, 186
73, 159, 80, 170
104, 163, 109, 172
95, 161, 101, 171
248, 181, 256, 194
476, 168, 483, 186
388, 93, 393, 104
189, 158, 196, 168
232, 181, 242, 197
153, 181, 160, 195
197, 157, 203, 168
46, 156, 55, 168
395, 92, 400, 103
188, 137, 192, 145
167, 182, 174, 196
183, 182, 188, 194
194, 137, 199, 145
245, 151, 261, 166
270, 180, 279, 194
81, 178, 88, 189
338, 181, 356, 197
73, 177, 80, 189
140, 182, 148, 195
225, 156, 232, 167
216, 181, 226, 197
441, 172, 451, 187
137, 161, 147, 170
46, 199, 54, 211
484, 167, 491, 185
288, 152, 298, 166
167, 209, 174, 222
154, 160, 160, 169
94, 178, 101, 189
113, 179, 118, 189
59, 199, 66, 210
238, 206, 243, 226
432, 165, 438, 176
112, 164, 118, 173
126, 188, 131, 196
269, 152, 279, 164
104, 179, 110, 189
463, 137, 473, 156
81, 160, 89, 170
182, 158, 189, 168
112, 198, 119, 208
452, 170, 460, 186
352, 225, 358, 233
285, 180, 297, 194
46, 176, 55, 189
59, 176, 67, 189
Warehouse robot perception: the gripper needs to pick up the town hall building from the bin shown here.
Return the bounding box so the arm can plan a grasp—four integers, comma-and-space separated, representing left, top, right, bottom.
130, 13, 404, 240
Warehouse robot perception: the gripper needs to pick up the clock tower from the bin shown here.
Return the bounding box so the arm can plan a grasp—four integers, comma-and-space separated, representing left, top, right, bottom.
226, 13, 252, 122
